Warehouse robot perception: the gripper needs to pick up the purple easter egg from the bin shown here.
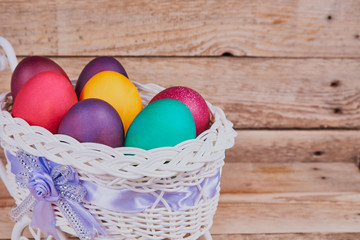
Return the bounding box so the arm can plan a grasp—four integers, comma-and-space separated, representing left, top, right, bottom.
149, 86, 210, 136
75, 56, 128, 97
11, 56, 69, 100
58, 98, 124, 147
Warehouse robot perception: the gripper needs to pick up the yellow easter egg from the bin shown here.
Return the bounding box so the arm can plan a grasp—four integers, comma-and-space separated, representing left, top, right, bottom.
79, 71, 142, 134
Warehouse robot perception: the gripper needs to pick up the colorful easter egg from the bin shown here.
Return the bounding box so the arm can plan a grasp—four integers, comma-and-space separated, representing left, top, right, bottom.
75, 56, 128, 98
150, 86, 210, 135
125, 99, 196, 150
79, 71, 142, 134
58, 99, 124, 147
12, 71, 78, 133
11, 56, 69, 100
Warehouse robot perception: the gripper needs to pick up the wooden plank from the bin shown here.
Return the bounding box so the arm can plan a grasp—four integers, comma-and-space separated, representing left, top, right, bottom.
227, 130, 360, 163
1, 0, 360, 57
211, 233, 360, 240
212, 192, 360, 234
2, 57, 360, 129
220, 162, 360, 193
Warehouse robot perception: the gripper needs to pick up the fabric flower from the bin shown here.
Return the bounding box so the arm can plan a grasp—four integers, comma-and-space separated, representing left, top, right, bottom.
27, 171, 59, 202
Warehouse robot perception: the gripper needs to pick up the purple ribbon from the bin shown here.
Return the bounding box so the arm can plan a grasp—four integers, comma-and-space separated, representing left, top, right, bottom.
83, 171, 220, 213
7, 150, 105, 240
6, 150, 220, 236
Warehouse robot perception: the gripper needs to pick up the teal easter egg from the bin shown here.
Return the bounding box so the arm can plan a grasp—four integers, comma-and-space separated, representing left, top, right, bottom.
124, 99, 196, 150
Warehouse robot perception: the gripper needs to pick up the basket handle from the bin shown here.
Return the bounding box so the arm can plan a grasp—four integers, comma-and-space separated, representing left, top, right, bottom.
0, 37, 17, 198
0, 36, 18, 72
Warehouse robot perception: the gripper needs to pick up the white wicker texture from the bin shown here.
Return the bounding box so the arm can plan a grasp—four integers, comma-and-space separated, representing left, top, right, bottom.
0, 37, 237, 239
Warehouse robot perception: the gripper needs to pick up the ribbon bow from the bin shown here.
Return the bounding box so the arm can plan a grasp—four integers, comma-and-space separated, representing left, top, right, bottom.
10, 150, 105, 240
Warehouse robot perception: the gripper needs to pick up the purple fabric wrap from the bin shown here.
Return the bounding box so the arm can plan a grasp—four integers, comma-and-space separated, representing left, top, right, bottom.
82, 170, 220, 213
6, 150, 220, 236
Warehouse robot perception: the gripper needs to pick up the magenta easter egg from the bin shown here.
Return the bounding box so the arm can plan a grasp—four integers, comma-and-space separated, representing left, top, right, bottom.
58, 99, 124, 147
11, 56, 69, 100
75, 56, 128, 97
149, 86, 210, 135
12, 71, 78, 134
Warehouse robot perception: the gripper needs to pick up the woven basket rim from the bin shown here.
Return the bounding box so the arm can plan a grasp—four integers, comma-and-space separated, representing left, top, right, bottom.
0, 81, 237, 180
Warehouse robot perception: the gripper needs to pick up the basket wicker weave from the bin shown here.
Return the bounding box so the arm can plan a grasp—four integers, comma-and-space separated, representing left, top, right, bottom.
0, 37, 237, 240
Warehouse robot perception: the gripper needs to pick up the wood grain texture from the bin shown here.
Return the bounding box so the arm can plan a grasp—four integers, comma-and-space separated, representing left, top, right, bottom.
212, 192, 360, 234
221, 162, 360, 193
228, 130, 360, 163
1, 0, 360, 57
1, 57, 360, 129
0, 0, 360, 57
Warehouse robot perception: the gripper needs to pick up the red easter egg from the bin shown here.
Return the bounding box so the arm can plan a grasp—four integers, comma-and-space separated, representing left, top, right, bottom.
149, 86, 210, 136
12, 71, 78, 133
11, 56, 69, 100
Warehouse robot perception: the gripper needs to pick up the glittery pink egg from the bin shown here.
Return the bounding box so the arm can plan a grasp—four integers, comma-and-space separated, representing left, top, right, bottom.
149, 86, 210, 136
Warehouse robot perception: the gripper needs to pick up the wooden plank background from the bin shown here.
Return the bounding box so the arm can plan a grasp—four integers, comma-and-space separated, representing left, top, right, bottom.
1, 0, 360, 57
0, 0, 360, 239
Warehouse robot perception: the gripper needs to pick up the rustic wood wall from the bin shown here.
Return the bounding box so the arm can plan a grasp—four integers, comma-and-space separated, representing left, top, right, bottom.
0, 0, 360, 239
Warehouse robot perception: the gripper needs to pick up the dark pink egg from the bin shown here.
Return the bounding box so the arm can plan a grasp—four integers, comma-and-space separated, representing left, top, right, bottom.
58, 99, 124, 147
11, 56, 69, 100
149, 86, 210, 136
75, 56, 128, 97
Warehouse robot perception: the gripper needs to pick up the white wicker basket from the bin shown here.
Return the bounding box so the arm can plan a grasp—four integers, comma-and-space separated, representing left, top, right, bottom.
0, 37, 237, 240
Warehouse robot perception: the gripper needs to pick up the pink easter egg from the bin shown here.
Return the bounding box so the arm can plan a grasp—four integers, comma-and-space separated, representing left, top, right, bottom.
149, 86, 210, 136
12, 71, 78, 134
